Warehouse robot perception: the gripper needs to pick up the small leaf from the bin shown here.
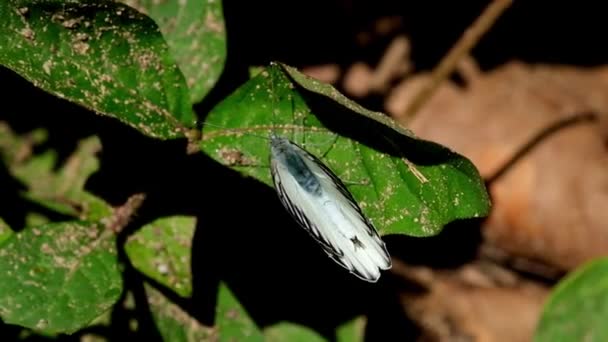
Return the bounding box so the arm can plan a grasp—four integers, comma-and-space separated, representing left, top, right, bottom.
25, 213, 51, 228
248, 65, 264, 78
126, 216, 264, 339
336, 316, 366, 342
145, 282, 263, 341
145, 284, 217, 342
265, 316, 364, 342
535, 257, 608, 342
0, 220, 122, 334
121, 0, 227, 103
16, 137, 109, 219
125, 216, 195, 297
264, 322, 325, 342
0, 217, 13, 245
0, 123, 112, 221
0, 0, 195, 139
215, 283, 264, 341
200, 62, 490, 237
0, 122, 47, 166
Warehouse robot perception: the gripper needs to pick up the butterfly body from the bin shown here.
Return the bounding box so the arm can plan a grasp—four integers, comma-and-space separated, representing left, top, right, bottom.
269, 134, 392, 282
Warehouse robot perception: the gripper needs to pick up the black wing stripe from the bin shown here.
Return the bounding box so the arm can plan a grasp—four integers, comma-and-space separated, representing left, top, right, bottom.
292, 142, 382, 239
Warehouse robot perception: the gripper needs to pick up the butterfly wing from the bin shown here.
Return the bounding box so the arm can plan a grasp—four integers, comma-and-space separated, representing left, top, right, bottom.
270, 138, 391, 282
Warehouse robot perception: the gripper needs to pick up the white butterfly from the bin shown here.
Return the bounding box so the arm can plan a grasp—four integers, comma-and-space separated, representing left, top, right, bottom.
269, 133, 392, 282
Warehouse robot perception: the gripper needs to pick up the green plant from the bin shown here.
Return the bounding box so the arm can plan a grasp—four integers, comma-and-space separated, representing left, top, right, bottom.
0, 0, 490, 340
534, 257, 608, 342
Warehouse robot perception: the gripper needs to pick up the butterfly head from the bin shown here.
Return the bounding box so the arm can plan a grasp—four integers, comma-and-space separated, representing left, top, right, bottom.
269, 133, 289, 156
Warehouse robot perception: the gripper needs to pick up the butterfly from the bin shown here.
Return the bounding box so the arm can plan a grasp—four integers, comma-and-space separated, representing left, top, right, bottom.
269, 133, 392, 282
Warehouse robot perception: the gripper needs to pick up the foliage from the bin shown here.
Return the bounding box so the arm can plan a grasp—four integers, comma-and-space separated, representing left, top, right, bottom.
0, 0, 491, 340
535, 257, 608, 342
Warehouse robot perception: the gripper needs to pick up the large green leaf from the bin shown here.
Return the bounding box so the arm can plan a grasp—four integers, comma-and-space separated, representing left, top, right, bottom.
535, 257, 608, 342
0, 220, 122, 334
125, 216, 195, 297
0, 0, 195, 139
0, 123, 112, 220
120, 0, 226, 104
200, 62, 490, 237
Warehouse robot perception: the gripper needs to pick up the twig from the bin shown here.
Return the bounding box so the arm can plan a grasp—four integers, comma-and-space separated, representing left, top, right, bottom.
486, 112, 597, 184
402, 0, 513, 122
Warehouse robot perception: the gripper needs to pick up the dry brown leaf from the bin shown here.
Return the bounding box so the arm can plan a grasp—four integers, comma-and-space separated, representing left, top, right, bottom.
342, 61, 374, 98
387, 61, 608, 271
394, 260, 548, 342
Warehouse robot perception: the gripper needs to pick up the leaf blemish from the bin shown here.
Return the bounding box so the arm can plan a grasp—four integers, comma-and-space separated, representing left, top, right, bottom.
19, 28, 35, 41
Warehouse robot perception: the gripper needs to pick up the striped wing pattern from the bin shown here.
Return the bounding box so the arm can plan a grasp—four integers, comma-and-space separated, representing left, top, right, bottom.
270, 136, 392, 282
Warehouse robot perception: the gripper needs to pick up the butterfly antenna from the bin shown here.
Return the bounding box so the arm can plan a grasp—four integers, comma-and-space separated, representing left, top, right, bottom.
267, 63, 282, 140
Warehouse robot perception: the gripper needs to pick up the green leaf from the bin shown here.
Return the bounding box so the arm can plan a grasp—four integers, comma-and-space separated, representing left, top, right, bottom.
535, 257, 608, 342
248, 65, 264, 79
125, 216, 195, 297
145, 284, 217, 342
125, 216, 264, 340
0, 123, 47, 166
145, 282, 263, 341
264, 322, 325, 342
0, 220, 122, 334
215, 283, 264, 341
18, 137, 111, 220
200, 62, 491, 237
120, 0, 226, 104
25, 212, 50, 228
0, 0, 195, 139
0, 123, 112, 221
0, 217, 13, 245
336, 316, 366, 342
263, 315, 364, 341
264, 315, 364, 342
